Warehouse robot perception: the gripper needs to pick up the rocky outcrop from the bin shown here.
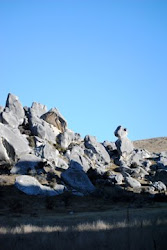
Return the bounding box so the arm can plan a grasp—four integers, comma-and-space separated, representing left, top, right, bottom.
0, 123, 31, 162
0, 93, 167, 198
114, 126, 134, 159
1, 94, 25, 128
61, 160, 96, 195
84, 135, 110, 165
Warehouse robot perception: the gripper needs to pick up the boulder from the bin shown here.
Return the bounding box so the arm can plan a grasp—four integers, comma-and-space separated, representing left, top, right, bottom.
0, 123, 31, 160
28, 107, 60, 144
107, 172, 123, 185
154, 170, 167, 185
0, 137, 11, 164
57, 129, 81, 149
152, 181, 166, 192
53, 183, 66, 195
1, 94, 25, 128
84, 135, 110, 164
114, 126, 134, 158
11, 154, 42, 174
34, 138, 68, 169
15, 175, 60, 196
31, 102, 47, 117
41, 108, 67, 133
125, 176, 141, 188
69, 145, 91, 172
61, 160, 96, 195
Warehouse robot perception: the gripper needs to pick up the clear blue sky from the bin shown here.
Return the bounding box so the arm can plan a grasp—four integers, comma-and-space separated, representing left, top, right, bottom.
0, 0, 167, 142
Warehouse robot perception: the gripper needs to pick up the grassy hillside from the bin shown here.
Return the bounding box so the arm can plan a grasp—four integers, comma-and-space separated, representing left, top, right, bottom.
133, 137, 167, 153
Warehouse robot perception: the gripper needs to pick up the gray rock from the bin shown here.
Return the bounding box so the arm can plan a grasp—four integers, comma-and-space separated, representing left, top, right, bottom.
114, 126, 134, 158
35, 138, 59, 162
53, 184, 66, 195
41, 108, 67, 133
115, 138, 134, 158
114, 125, 128, 139
31, 102, 48, 117
0, 137, 10, 164
152, 181, 166, 192
28, 107, 60, 144
0, 123, 31, 160
61, 160, 96, 195
103, 141, 116, 150
157, 155, 167, 169
34, 138, 68, 169
125, 176, 141, 188
57, 129, 75, 149
0, 106, 4, 113
108, 172, 123, 184
15, 175, 59, 196
11, 154, 42, 174
154, 170, 167, 185
69, 145, 91, 172
1, 94, 25, 128
84, 135, 110, 164
57, 129, 81, 149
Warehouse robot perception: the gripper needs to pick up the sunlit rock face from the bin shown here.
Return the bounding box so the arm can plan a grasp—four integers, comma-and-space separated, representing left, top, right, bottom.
1, 93, 167, 197
114, 125, 134, 158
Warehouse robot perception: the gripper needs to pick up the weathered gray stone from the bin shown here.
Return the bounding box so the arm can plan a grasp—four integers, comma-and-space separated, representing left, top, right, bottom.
35, 138, 59, 162
28, 108, 60, 144
11, 154, 42, 174
114, 126, 134, 158
107, 172, 123, 184
41, 108, 67, 133
57, 129, 81, 149
114, 126, 128, 139
69, 145, 91, 172
15, 175, 59, 196
0, 137, 10, 164
125, 176, 141, 188
0, 106, 4, 113
115, 138, 134, 158
152, 181, 166, 192
154, 170, 167, 185
1, 94, 25, 128
31, 102, 48, 117
34, 138, 68, 169
84, 135, 110, 164
53, 183, 66, 195
103, 141, 116, 150
57, 129, 75, 149
157, 156, 167, 169
61, 160, 96, 195
0, 123, 31, 160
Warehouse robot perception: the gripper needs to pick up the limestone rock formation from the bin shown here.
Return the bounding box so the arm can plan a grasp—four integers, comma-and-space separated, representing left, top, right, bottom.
61, 160, 96, 195
114, 126, 134, 158
0, 93, 167, 198
1, 94, 25, 128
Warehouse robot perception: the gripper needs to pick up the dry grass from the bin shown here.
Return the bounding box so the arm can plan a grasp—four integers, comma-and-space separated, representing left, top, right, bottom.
133, 137, 167, 153
1, 213, 167, 250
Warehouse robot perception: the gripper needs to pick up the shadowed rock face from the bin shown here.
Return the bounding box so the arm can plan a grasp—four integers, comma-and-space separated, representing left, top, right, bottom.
41, 108, 67, 133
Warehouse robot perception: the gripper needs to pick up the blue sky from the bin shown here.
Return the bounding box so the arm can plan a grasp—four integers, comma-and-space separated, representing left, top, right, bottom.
0, 0, 167, 142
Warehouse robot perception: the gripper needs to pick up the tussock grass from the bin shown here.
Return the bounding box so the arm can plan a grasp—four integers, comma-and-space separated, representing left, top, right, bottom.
1, 216, 167, 250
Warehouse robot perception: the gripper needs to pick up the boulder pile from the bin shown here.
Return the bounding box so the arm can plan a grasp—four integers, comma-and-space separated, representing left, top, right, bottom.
0, 93, 167, 197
